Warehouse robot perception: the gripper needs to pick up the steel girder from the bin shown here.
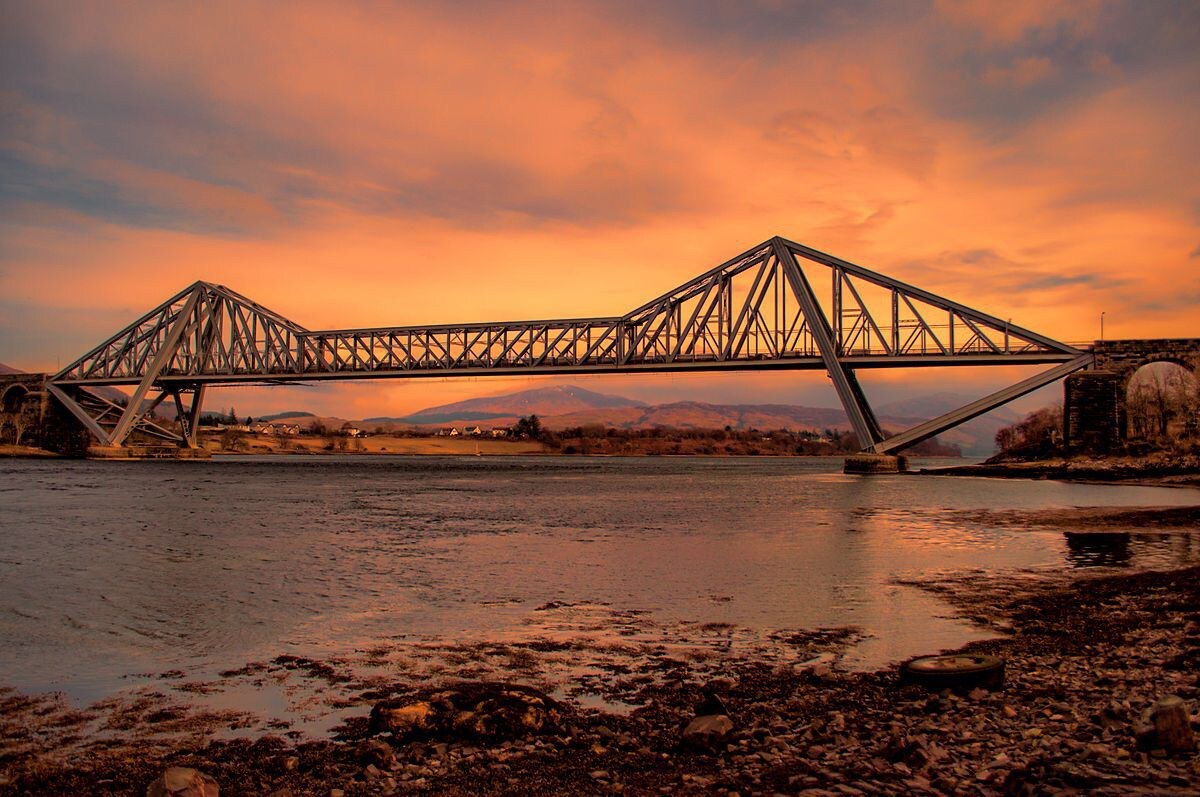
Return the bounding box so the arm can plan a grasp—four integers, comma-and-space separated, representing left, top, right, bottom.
46, 236, 1089, 452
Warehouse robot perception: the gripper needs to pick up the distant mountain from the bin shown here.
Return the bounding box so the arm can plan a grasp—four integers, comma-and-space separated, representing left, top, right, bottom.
387, 386, 1019, 454
259, 411, 316, 422
235, 385, 1025, 454
547, 400, 852, 432
369, 385, 646, 425
875, 392, 1025, 455
877, 392, 1022, 424
0, 363, 23, 375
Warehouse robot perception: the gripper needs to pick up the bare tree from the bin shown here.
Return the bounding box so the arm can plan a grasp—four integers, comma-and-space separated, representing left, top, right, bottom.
1126, 362, 1200, 445
220, 428, 248, 451
11, 412, 30, 446
1127, 364, 1195, 440
993, 405, 1063, 457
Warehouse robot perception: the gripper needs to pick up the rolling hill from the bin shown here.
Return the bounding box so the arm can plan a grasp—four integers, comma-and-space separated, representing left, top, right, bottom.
363, 385, 1017, 454
366, 384, 646, 425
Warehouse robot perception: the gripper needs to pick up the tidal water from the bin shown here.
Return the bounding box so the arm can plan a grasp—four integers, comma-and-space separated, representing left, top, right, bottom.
1, 456, 1197, 703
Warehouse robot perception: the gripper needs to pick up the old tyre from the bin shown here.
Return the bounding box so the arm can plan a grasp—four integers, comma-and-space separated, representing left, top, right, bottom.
899, 654, 1005, 692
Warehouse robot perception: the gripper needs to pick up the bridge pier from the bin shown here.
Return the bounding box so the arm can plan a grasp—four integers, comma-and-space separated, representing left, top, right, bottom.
0, 373, 92, 455
2, 373, 214, 456
86, 444, 211, 460
844, 454, 907, 474
1063, 371, 1123, 454
1063, 339, 1200, 454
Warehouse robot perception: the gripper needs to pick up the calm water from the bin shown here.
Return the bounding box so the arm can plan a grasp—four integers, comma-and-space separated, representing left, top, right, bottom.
1, 456, 1197, 702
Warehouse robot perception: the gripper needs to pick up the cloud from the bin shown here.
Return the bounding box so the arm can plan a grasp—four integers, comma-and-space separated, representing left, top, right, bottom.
983, 56, 1057, 88
914, 1, 1200, 132
766, 105, 938, 180
1, 2, 727, 234
894, 248, 1122, 307
934, 0, 1103, 45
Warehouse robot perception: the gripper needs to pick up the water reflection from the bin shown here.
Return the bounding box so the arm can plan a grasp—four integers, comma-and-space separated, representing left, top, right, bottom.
0, 455, 1197, 701
1064, 531, 1131, 567
1064, 530, 1199, 569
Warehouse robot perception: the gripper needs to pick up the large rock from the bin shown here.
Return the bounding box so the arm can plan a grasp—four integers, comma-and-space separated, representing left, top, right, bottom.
146, 767, 219, 797
1151, 695, 1196, 753
360, 738, 398, 768
370, 700, 434, 735
694, 686, 728, 717
369, 682, 566, 741
681, 714, 734, 752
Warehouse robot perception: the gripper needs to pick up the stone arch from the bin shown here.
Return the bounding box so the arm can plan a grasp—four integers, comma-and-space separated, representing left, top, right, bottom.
1132, 353, 1196, 373
1123, 359, 1200, 442
1, 383, 28, 414
1065, 339, 1200, 453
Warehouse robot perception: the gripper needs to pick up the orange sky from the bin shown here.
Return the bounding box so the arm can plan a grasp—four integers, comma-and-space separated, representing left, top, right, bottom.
1, 1, 1197, 417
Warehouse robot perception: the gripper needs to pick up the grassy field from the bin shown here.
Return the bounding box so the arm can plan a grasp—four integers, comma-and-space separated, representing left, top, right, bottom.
203, 432, 545, 456
0, 444, 58, 457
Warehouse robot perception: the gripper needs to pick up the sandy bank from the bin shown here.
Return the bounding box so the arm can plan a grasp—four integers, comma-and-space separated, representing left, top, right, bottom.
0, 444, 57, 458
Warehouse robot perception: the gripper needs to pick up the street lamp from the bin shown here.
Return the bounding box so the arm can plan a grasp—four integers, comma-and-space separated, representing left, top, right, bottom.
1100, 311, 1106, 342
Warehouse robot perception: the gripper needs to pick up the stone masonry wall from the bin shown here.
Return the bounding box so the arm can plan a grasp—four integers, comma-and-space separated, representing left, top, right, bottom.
0, 373, 91, 455
1064, 338, 1200, 454
1064, 371, 1123, 454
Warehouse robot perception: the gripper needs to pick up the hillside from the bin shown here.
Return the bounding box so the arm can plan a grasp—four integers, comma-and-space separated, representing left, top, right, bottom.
368, 384, 646, 425
547, 401, 852, 432
367, 385, 1013, 454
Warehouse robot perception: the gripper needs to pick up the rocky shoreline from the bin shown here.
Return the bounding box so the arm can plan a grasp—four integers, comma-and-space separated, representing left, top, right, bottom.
2, 557, 1197, 795
920, 453, 1200, 488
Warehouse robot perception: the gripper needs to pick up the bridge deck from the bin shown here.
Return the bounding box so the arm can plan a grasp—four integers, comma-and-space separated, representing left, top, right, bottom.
55, 351, 1083, 387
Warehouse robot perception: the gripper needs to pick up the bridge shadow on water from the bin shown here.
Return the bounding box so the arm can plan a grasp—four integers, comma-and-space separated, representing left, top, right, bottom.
1064, 529, 1199, 569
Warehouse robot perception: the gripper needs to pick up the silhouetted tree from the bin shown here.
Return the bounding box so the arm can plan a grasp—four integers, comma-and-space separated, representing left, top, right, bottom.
512, 414, 543, 439
994, 406, 1063, 458
220, 428, 248, 451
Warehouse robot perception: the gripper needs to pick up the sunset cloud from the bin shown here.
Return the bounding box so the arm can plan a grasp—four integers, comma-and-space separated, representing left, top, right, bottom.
1, 1, 1197, 416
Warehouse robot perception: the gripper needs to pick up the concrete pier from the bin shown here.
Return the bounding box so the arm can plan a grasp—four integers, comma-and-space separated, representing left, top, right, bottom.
86, 445, 212, 460
843, 454, 907, 474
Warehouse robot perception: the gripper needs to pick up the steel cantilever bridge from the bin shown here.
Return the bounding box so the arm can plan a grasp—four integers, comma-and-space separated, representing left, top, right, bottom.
48, 236, 1093, 453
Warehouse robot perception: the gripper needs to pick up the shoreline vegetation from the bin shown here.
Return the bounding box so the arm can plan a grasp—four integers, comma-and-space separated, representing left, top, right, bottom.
2, 504, 1198, 794
205, 421, 960, 458
924, 386, 1200, 487
922, 453, 1200, 488
0, 424, 962, 460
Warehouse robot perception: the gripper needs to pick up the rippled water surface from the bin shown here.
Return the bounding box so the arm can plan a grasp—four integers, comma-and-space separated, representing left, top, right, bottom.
1, 456, 1196, 701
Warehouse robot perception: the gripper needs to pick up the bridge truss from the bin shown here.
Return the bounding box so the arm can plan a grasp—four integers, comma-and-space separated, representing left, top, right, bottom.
48, 236, 1093, 452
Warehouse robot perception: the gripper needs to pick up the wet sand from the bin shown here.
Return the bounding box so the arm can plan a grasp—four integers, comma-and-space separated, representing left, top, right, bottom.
2, 508, 1199, 795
